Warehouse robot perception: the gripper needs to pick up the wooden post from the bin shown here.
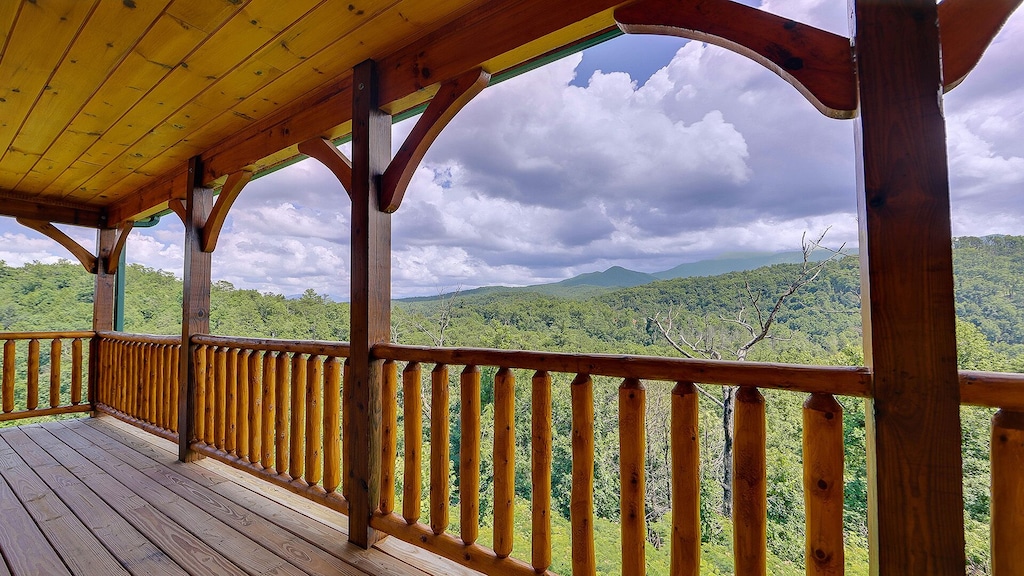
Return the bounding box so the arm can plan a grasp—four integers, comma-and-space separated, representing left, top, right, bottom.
177, 157, 213, 462
347, 58, 391, 548
852, 1, 966, 573
91, 228, 116, 413
991, 410, 1024, 575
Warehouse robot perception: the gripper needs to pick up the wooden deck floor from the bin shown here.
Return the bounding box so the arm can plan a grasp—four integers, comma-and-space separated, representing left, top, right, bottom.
0, 416, 478, 576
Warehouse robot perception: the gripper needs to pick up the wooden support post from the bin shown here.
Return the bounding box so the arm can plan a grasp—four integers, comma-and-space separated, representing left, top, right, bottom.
177, 157, 213, 462
851, 1, 966, 573
91, 228, 117, 414
347, 58, 391, 548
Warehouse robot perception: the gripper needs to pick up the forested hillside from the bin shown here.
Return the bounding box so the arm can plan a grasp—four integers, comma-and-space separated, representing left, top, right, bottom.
1, 235, 1020, 574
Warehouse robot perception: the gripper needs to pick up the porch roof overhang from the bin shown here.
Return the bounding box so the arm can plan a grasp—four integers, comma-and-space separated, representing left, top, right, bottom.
0, 0, 629, 228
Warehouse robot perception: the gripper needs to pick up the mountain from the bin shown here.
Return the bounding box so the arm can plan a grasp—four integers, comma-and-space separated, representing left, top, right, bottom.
550, 266, 658, 288
653, 250, 843, 280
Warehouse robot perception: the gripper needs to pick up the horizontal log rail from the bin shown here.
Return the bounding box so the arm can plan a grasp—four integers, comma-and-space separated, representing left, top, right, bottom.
95, 333, 180, 442
1, 331, 93, 423
369, 343, 1024, 576
188, 336, 349, 516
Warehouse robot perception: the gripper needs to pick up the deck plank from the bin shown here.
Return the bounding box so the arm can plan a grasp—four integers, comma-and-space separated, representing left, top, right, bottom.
15, 425, 249, 576
0, 428, 189, 576
68, 421, 370, 576
85, 417, 453, 576
0, 439, 72, 576
0, 435, 129, 575
41, 421, 308, 576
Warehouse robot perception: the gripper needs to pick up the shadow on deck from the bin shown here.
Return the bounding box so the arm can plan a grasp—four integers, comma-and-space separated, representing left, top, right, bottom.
0, 416, 478, 576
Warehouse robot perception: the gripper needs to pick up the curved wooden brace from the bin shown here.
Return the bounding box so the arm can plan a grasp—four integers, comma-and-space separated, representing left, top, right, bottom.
167, 198, 187, 225
939, 0, 1023, 92
16, 218, 98, 273
381, 68, 491, 213
615, 0, 857, 119
298, 137, 353, 197
105, 221, 134, 274
200, 169, 253, 253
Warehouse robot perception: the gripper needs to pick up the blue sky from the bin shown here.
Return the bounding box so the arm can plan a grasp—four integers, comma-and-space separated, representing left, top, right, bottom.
2, 1, 1023, 299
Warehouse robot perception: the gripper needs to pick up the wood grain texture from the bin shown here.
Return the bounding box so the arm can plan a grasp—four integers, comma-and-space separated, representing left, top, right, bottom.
430, 363, 450, 536
16, 219, 98, 272
403, 361, 423, 523
491, 367, 515, 558
616, 0, 856, 118
991, 410, 1024, 575
531, 370, 552, 571
298, 137, 353, 196
201, 170, 253, 253
671, 382, 700, 576
852, 1, 966, 573
618, 378, 646, 576
348, 58, 391, 548
177, 157, 212, 462
938, 0, 1023, 91
570, 373, 596, 575
305, 355, 324, 486
49, 338, 62, 407
324, 356, 342, 493
732, 386, 766, 576
380, 359, 398, 513
803, 393, 844, 575
459, 365, 481, 545
374, 344, 871, 396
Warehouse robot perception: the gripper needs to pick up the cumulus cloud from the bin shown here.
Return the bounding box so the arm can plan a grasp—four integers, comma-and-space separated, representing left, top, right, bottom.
1, 3, 1021, 299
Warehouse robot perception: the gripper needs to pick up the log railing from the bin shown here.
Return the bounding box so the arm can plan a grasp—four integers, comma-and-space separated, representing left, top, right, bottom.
95, 332, 181, 441
369, 344, 872, 576
188, 334, 350, 514
0, 331, 94, 423
367, 344, 1024, 576
7, 330, 1020, 574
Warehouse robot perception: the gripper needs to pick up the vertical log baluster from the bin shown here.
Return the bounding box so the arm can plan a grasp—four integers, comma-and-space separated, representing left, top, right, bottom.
205, 347, 216, 442
324, 357, 342, 494
403, 362, 423, 523
27, 338, 40, 410
532, 370, 552, 571
493, 368, 516, 559
225, 347, 239, 454
237, 350, 250, 459
93, 338, 103, 406
992, 409, 1024, 574
460, 365, 481, 545
803, 393, 844, 575
246, 350, 261, 464
261, 352, 277, 471
71, 338, 83, 405
571, 373, 596, 575
381, 359, 398, 513
149, 344, 159, 424
49, 339, 62, 408
2, 340, 13, 412
430, 363, 450, 535
275, 352, 290, 475
733, 386, 767, 576
165, 346, 175, 430
214, 347, 228, 449
342, 359, 352, 501
619, 378, 646, 576
194, 346, 207, 443
290, 353, 308, 483
129, 341, 138, 416
117, 341, 127, 412
671, 382, 700, 576
306, 355, 324, 487
170, 345, 180, 432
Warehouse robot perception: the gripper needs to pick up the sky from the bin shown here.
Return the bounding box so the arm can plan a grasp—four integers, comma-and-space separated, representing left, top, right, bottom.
2, 0, 1023, 300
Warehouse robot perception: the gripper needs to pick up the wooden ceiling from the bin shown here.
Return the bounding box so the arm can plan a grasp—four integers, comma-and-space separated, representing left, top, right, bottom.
0, 0, 626, 227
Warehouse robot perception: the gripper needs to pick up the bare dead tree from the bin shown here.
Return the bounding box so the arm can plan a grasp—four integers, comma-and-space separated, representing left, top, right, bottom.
648, 229, 846, 517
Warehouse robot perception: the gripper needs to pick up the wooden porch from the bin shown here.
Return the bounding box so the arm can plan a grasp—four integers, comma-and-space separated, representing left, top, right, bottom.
0, 415, 473, 576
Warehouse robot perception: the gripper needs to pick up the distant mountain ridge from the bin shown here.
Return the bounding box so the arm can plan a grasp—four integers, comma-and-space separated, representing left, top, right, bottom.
402, 249, 853, 301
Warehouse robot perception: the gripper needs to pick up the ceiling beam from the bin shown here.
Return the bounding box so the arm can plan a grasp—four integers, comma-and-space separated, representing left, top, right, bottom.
0, 191, 105, 228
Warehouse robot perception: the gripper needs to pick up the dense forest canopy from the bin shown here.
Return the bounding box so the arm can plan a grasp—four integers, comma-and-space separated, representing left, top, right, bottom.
1, 235, 1020, 575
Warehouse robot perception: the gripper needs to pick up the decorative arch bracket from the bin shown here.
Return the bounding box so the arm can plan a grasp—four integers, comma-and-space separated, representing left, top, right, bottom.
616, 0, 1021, 118
167, 198, 187, 225
938, 0, 1022, 92
298, 137, 353, 197
200, 169, 253, 253
614, 0, 858, 119
380, 67, 491, 212
16, 218, 98, 273
106, 221, 134, 274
